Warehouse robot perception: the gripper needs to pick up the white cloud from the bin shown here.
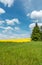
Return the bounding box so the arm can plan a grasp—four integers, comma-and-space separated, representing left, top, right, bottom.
3, 26, 13, 33
0, 26, 20, 33
29, 23, 35, 29
0, 20, 4, 25
0, 26, 13, 33
27, 10, 42, 19
6, 18, 20, 25
21, 0, 42, 14
0, 33, 29, 39
0, 25, 30, 39
5, 26, 13, 30
14, 27, 20, 31
0, 18, 20, 25
29, 23, 42, 29
0, 8, 5, 14
2, 26, 13, 33
0, 18, 20, 33
27, 10, 42, 29
0, 0, 15, 7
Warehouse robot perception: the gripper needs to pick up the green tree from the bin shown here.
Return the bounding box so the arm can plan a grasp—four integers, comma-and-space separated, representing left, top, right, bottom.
40, 26, 42, 41
31, 23, 41, 41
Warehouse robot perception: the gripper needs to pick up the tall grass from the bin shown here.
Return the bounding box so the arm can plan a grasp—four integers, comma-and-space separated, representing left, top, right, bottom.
0, 41, 42, 65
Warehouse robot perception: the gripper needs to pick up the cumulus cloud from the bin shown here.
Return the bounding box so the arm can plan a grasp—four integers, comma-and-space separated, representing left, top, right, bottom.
6, 18, 20, 25
29, 23, 42, 29
0, 18, 20, 25
27, 10, 42, 19
0, 26, 13, 33
0, 26, 20, 33
5, 26, 13, 30
21, 0, 42, 14
0, 26, 30, 39
31, 10, 42, 19
27, 10, 42, 29
0, 8, 5, 14
0, 0, 15, 7
3, 26, 14, 33
0, 18, 20, 34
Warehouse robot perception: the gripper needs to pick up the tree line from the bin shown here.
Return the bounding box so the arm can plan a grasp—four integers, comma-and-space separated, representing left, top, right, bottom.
31, 23, 42, 41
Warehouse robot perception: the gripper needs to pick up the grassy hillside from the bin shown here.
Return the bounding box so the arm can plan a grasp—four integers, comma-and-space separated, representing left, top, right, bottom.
0, 41, 42, 65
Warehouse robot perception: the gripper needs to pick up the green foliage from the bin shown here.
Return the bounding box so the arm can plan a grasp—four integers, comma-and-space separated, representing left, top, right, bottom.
40, 26, 42, 41
31, 23, 41, 41
0, 42, 42, 65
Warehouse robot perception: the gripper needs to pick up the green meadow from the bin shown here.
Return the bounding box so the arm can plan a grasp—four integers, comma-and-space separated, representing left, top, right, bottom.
0, 41, 42, 65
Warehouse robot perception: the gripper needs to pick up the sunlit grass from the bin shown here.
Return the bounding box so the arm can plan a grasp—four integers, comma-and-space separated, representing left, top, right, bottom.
0, 41, 42, 65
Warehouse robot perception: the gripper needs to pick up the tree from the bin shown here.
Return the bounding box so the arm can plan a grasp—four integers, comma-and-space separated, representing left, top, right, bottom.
40, 26, 42, 41
31, 23, 41, 41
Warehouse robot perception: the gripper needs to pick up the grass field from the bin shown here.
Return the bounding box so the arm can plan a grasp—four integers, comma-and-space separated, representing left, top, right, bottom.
0, 41, 42, 65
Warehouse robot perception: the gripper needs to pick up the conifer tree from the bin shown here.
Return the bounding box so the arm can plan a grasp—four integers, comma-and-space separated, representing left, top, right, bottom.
31, 23, 41, 41
40, 26, 42, 41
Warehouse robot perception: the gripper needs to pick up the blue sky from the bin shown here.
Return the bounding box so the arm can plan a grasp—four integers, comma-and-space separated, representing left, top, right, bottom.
0, 0, 42, 39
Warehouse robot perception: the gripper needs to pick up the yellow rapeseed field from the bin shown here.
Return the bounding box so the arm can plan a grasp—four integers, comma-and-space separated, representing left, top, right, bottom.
0, 38, 31, 42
